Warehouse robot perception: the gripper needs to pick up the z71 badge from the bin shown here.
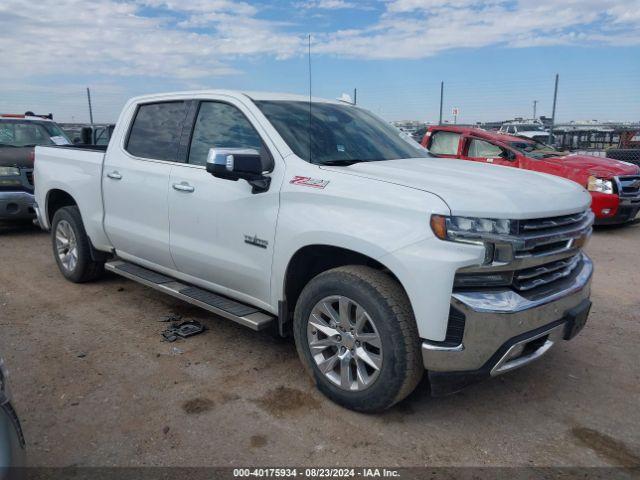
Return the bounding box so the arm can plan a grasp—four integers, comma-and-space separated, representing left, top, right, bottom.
244, 234, 268, 249
290, 176, 330, 189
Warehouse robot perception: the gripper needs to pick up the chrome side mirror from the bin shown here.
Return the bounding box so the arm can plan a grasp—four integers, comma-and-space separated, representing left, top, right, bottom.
206, 148, 271, 193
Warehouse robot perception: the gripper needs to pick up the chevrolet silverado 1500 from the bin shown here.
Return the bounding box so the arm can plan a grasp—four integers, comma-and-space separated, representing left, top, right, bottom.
34, 91, 594, 411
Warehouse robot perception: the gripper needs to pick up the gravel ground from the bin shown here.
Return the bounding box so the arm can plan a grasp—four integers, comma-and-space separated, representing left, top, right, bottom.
0, 220, 639, 467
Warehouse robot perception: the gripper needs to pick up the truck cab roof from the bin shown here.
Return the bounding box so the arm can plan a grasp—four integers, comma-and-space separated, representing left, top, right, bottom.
1, 113, 54, 122
426, 125, 527, 145
126, 90, 347, 106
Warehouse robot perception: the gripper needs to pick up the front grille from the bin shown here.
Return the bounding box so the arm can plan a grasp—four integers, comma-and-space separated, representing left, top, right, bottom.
514, 210, 593, 257
25, 169, 34, 186
454, 210, 592, 295
513, 254, 582, 291
617, 175, 640, 198
518, 211, 589, 234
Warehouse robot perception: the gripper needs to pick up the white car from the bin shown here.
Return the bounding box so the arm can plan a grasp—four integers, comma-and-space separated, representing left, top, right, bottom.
34, 91, 594, 411
499, 121, 550, 142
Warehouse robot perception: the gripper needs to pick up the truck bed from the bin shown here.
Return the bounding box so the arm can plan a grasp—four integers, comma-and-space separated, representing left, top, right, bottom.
34, 145, 110, 250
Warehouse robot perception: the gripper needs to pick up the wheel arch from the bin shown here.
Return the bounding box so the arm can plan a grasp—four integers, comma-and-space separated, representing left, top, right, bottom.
46, 189, 78, 225
45, 189, 109, 262
280, 244, 409, 326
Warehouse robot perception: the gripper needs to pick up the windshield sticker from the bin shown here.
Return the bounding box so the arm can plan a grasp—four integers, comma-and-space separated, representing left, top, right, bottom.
50, 136, 70, 145
336, 144, 345, 152
290, 176, 330, 189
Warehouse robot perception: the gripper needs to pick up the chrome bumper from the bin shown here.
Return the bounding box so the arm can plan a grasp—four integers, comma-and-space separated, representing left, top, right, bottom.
422, 253, 593, 374
0, 191, 35, 220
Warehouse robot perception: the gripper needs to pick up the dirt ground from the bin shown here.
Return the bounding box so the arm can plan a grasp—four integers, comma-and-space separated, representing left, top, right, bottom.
0, 220, 639, 468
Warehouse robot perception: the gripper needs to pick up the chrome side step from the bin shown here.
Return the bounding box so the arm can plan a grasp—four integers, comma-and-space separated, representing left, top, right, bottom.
105, 260, 275, 331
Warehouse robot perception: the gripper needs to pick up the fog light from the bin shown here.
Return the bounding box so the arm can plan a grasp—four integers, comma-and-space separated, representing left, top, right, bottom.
601, 208, 611, 215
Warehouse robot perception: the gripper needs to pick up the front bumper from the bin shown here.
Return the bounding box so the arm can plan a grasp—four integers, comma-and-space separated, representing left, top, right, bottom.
594, 196, 640, 225
423, 254, 593, 395
0, 191, 35, 221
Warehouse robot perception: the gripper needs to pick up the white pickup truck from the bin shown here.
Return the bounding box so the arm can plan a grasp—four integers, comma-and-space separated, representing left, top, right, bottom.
34, 91, 594, 412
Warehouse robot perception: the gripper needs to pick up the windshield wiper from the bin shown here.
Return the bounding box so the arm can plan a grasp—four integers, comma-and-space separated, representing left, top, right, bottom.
319, 159, 368, 166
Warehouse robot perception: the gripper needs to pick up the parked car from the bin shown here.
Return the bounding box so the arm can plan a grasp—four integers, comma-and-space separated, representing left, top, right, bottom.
423, 126, 640, 225
0, 357, 26, 478
35, 91, 593, 412
0, 113, 72, 222
499, 120, 550, 142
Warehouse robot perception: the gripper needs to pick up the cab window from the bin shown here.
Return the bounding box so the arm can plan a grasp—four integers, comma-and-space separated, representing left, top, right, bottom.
428, 131, 460, 155
126, 101, 188, 161
468, 139, 504, 158
188, 102, 263, 167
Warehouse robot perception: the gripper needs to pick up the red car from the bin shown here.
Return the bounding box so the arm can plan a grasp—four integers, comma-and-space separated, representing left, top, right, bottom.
422, 126, 640, 224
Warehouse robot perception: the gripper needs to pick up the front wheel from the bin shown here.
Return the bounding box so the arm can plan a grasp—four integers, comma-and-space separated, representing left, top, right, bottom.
293, 266, 423, 412
51, 206, 104, 283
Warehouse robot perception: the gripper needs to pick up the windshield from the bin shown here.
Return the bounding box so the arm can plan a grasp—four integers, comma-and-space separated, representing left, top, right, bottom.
254, 100, 431, 164
509, 139, 563, 159
0, 120, 70, 147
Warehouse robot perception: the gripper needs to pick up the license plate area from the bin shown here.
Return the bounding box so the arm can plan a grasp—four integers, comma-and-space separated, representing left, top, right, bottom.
564, 299, 592, 340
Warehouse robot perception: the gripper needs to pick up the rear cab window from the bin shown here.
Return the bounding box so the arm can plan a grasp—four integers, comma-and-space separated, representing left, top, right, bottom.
428, 131, 461, 156
126, 101, 188, 161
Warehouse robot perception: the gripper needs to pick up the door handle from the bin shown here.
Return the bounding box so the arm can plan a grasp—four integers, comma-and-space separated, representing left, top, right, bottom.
107, 171, 122, 180
172, 182, 195, 193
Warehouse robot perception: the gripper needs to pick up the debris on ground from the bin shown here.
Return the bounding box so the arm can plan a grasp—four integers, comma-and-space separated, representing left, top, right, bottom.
161, 320, 206, 342
159, 313, 182, 323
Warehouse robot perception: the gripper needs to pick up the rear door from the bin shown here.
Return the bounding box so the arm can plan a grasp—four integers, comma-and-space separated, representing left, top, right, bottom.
461, 137, 518, 167
425, 130, 462, 158
103, 100, 189, 268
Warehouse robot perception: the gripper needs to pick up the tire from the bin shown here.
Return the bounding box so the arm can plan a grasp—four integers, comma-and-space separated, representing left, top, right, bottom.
51, 206, 104, 283
293, 265, 423, 412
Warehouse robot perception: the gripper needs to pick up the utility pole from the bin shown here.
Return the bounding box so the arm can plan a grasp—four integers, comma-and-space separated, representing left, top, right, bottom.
86, 87, 94, 125
353, 88, 357, 105
550, 74, 559, 143
438, 81, 444, 125
532, 100, 538, 120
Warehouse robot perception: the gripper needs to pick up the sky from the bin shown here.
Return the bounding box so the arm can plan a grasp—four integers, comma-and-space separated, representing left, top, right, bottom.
0, 0, 639, 123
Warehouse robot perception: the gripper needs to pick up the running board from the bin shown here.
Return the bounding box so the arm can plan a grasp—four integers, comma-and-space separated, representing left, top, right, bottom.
105, 260, 275, 331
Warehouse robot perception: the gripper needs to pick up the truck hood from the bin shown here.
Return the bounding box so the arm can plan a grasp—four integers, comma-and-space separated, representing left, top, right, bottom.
322, 157, 591, 219
535, 153, 640, 178
0, 147, 34, 168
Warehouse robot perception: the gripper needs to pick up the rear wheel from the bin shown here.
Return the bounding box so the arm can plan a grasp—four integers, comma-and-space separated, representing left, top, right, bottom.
51, 206, 104, 283
294, 265, 423, 412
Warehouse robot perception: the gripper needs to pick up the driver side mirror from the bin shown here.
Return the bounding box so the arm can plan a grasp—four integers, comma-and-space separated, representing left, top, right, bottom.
206, 148, 271, 193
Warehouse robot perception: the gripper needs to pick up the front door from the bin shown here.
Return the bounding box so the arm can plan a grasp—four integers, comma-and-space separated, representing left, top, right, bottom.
168, 99, 282, 306
462, 137, 518, 167
103, 100, 189, 268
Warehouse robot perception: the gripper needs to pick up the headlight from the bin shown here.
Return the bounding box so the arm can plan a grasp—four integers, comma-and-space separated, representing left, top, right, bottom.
431, 214, 512, 243
587, 176, 613, 194
0, 166, 20, 176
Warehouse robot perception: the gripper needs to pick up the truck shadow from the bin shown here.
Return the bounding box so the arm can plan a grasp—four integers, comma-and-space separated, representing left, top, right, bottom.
593, 218, 640, 232
0, 220, 45, 236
